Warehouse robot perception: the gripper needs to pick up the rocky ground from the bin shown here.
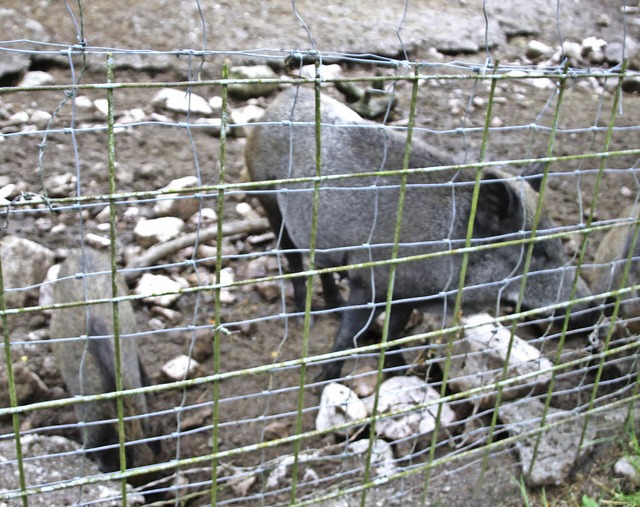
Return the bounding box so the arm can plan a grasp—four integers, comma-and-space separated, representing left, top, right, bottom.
1, 1, 640, 506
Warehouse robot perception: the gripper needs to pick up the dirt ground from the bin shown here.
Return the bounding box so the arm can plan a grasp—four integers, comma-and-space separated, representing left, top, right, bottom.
1, 1, 640, 506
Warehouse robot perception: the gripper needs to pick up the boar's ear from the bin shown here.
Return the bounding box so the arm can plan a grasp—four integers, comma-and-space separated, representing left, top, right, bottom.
520, 161, 545, 192
474, 169, 525, 235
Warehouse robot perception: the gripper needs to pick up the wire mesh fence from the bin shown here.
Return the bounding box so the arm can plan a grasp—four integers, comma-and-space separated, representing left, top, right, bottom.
1, 1, 640, 506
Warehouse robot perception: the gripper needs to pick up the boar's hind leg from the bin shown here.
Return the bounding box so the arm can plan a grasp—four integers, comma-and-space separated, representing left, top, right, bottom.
315, 302, 413, 383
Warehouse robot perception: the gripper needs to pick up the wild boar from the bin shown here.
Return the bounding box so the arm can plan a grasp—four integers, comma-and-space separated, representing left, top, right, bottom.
49, 249, 157, 473
245, 86, 594, 382
590, 204, 640, 333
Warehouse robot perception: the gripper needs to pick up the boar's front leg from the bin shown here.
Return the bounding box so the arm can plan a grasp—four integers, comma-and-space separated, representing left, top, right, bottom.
315, 287, 413, 383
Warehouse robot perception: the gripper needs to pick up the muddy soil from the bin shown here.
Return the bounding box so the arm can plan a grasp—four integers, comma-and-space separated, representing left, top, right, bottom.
1, 1, 640, 506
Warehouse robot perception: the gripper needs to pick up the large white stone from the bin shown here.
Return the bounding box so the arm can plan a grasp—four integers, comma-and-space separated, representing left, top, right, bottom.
154, 176, 202, 219
134, 273, 182, 307
316, 382, 368, 436
445, 313, 553, 407
368, 376, 456, 442
134, 216, 185, 247
151, 88, 213, 116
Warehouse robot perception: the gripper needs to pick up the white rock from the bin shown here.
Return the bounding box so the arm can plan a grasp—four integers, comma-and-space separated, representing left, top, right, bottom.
1, 237, 55, 308
525, 40, 553, 60
84, 233, 111, 249
134, 216, 185, 247
134, 273, 182, 307
316, 382, 368, 436
94, 98, 109, 116
445, 313, 553, 407
562, 40, 583, 61
29, 110, 52, 129
161, 354, 203, 381
193, 117, 228, 137
45, 172, 76, 198
74, 95, 94, 109
18, 70, 55, 88
348, 439, 397, 477
8, 110, 29, 125
151, 88, 213, 116
298, 63, 343, 81
116, 108, 146, 125
235, 202, 262, 220
228, 65, 280, 99
208, 95, 223, 113
229, 104, 265, 137
369, 376, 456, 442
189, 207, 217, 224
0, 183, 16, 199
614, 456, 638, 480
154, 175, 202, 219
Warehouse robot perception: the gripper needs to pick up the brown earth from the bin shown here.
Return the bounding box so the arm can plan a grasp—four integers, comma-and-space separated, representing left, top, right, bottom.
1, 1, 640, 506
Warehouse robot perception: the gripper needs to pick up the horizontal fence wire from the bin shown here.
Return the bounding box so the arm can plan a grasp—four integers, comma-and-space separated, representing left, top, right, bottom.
1, 1, 640, 506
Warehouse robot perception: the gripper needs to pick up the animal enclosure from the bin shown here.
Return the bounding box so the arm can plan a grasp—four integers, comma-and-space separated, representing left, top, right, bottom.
1, 1, 640, 506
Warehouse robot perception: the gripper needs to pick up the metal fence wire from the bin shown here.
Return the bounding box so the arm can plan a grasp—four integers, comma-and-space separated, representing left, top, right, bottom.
1, 1, 640, 506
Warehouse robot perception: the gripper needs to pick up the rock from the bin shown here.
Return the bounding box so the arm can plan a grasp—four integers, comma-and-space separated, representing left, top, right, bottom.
228, 65, 280, 99
0, 183, 17, 200
155, 175, 202, 220
444, 313, 553, 407
6, 111, 29, 126
208, 96, 223, 114
44, 173, 76, 198
134, 273, 182, 307
499, 399, 596, 487
0, 237, 55, 308
150, 305, 182, 322
18, 71, 55, 88
0, 362, 48, 408
581, 37, 607, 64
348, 365, 378, 398
193, 117, 228, 137
151, 88, 213, 116
559, 41, 584, 64
256, 281, 280, 302
116, 108, 146, 125
605, 38, 640, 67
367, 376, 456, 443
189, 207, 217, 225
160, 354, 204, 381
525, 40, 554, 60
0, 435, 145, 506
297, 64, 343, 81
229, 104, 265, 137
134, 216, 185, 247
235, 202, 262, 220
93, 98, 109, 116
29, 110, 52, 129
347, 439, 397, 477
0, 10, 47, 82
218, 267, 236, 304
39, 263, 61, 313
614, 456, 638, 481
83, 233, 111, 249
598, 13, 612, 27
264, 421, 291, 441
316, 382, 368, 437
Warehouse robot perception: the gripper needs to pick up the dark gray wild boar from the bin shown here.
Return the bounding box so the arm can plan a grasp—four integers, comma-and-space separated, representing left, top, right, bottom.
590, 204, 640, 333
49, 249, 157, 473
245, 86, 594, 382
